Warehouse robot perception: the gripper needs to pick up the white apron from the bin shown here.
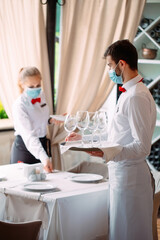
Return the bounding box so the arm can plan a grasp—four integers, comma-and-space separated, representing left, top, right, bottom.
108, 160, 153, 240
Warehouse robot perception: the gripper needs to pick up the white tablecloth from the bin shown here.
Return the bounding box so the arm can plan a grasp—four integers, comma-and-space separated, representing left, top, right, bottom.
0, 163, 109, 240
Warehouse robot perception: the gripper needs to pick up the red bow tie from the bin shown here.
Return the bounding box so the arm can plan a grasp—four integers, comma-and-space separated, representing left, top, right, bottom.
119, 86, 126, 92
31, 98, 41, 104
119, 78, 143, 93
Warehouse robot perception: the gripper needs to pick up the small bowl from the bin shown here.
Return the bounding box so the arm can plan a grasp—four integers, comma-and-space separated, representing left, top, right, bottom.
142, 47, 157, 59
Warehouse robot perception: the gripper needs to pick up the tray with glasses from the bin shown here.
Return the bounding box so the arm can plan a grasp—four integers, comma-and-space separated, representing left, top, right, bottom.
60, 141, 123, 162
63, 110, 108, 146
61, 110, 123, 160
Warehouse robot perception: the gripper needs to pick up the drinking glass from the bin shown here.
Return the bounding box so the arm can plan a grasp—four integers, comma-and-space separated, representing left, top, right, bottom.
76, 111, 89, 145
64, 114, 77, 137
88, 112, 98, 146
97, 110, 108, 145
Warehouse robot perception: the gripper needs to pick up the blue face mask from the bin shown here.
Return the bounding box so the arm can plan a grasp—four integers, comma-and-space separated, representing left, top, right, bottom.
108, 62, 123, 84
26, 87, 41, 99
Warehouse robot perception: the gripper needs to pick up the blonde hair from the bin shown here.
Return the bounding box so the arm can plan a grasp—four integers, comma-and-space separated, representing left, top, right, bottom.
18, 66, 42, 93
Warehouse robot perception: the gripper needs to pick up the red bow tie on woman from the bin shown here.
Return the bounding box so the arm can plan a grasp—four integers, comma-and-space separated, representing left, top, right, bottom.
31, 98, 41, 104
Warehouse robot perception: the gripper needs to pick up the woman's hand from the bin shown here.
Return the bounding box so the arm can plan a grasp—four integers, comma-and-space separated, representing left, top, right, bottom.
50, 118, 62, 125
43, 158, 53, 173
65, 132, 82, 141
50, 113, 67, 125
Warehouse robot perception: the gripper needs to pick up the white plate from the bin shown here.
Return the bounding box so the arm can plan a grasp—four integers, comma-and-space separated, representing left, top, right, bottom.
71, 174, 103, 183
50, 115, 66, 121
23, 183, 57, 191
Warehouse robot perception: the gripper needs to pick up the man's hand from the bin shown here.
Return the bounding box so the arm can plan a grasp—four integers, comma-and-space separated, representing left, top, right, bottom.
65, 133, 104, 158
84, 150, 104, 158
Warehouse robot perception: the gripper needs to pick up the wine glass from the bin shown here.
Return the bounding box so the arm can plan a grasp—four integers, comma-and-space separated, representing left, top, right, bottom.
76, 111, 89, 145
88, 112, 98, 146
64, 114, 77, 137
97, 110, 108, 145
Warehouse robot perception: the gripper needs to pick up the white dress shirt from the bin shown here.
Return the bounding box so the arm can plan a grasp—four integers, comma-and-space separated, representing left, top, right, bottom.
12, 90, 50, 164
108, 74, 157, 163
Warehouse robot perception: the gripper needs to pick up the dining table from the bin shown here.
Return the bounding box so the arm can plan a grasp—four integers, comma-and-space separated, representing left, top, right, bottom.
0, 163, 109, 240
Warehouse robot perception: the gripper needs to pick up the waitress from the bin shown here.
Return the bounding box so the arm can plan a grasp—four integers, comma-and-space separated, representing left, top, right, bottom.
11, 66, 58, 173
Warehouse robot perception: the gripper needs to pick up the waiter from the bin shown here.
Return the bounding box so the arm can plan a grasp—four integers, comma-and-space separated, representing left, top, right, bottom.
11, 66, 60, 173
67, 39, 156, 240
103, 39, 156, 240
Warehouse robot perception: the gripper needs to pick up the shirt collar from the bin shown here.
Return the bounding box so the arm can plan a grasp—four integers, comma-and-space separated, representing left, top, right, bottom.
122, 74, 142, 91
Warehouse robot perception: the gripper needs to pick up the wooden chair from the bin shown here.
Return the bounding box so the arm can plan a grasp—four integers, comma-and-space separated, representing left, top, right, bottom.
153, 191, 160, 240
0, 220, 42, 240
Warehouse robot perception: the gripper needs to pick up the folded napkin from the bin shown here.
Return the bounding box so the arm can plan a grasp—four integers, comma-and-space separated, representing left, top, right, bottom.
24, 163, 46, 182
60, 141, 82, 154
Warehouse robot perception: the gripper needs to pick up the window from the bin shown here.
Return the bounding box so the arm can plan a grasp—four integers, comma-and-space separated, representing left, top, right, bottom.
0, 100, 8, 119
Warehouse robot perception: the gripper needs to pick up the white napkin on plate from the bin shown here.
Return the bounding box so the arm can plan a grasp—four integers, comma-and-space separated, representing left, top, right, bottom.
23, 163, 46, 181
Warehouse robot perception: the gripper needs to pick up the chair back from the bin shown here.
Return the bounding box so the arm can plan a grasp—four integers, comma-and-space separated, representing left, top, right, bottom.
0, 220, 42, 240
68, 161, 108, 179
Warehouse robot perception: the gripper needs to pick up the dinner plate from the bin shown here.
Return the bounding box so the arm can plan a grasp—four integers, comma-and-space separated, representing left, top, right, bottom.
70, 174, 103, 183
23, 183, 57, 191
50, 115, 66, 121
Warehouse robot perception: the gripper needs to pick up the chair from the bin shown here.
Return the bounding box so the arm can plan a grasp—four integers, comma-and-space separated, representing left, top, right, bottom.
147, 160, 160, 240
0, 220, 42, 240
68, 160, 108, 179
153, 191, 160, 240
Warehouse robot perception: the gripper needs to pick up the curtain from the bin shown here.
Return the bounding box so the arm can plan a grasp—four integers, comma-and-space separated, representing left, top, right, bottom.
50, 0, 145, 169
0, 0, 53, 120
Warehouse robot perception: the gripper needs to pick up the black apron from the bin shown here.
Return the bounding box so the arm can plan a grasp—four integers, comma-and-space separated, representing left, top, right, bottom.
10, 135, 51, 164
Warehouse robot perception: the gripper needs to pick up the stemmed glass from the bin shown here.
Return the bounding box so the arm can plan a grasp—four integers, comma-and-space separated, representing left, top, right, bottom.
76, 111, 89, 145
97, 110, 108, 146
64, 114, 77, 137
88, 112, 98, 146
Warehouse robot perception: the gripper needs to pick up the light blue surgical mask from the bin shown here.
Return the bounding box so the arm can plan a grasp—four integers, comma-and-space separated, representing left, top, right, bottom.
108, 62, 123, 84
26, 87, 41, 98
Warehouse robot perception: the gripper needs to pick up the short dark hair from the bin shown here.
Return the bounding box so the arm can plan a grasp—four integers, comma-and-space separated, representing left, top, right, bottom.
103, 39, 138, 70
